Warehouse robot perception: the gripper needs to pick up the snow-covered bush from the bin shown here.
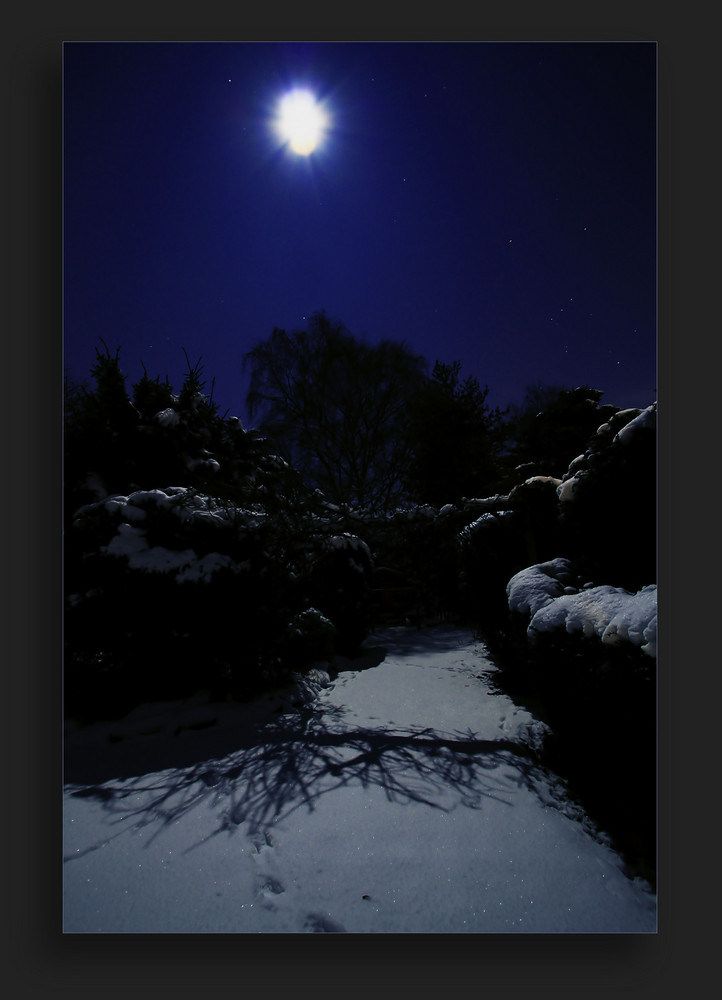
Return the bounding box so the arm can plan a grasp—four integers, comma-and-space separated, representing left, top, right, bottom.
500, 385, 619, 483
506, 560, 657, 659
458, 509, 527, 621
341, 502, 467, 626
305, 533, 374, 654
529, 584, 657, 657
67, 476, 385, 715
64, 348, 380, 718
64, 344, 284, 525
503, 403, 658, 656
456, 479, 565, 627
65, 485, 284, 713
506, 557, 578, 618
556, 403, 656, 592
281, 608, 337, 669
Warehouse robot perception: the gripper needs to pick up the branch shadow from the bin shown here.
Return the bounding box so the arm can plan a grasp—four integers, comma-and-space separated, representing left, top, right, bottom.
65, 703, 564, 862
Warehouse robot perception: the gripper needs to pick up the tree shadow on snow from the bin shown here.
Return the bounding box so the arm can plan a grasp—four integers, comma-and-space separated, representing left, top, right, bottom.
63, 628, 472, 789
64, 704, 569, 862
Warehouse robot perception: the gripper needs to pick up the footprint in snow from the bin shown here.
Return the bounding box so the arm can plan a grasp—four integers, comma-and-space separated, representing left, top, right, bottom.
251, 829, 275, 854
257, 876, 285, 896
256, 875, 286, 909
303, 912, 346, 933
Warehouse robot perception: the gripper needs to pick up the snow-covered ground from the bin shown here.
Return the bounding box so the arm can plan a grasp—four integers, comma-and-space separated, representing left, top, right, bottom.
63, 626, 656, 933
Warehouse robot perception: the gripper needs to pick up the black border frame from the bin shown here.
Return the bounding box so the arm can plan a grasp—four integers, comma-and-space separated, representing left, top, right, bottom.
4, 1, 707, 992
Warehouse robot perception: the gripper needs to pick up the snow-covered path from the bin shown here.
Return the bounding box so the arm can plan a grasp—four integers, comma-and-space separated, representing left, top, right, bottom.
63, 626, 656, 933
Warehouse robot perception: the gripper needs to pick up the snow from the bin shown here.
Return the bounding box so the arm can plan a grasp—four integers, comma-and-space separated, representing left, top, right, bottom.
75, 487, 268, 582
558, 403, 655, 502
64, 626, 656, 933
557, 477, 580, 503
322, 534, 372, 561
506, 558, 576, 618
528, 584, 658, 656
156, 407, 180, 427
519, 475, 563, 489
176, 552, 243, 584
507, 561, 657, 658
458, 509, 513, 543
99, 518, 246, 581
185, 456, 221, 473
614, 404, 656, 445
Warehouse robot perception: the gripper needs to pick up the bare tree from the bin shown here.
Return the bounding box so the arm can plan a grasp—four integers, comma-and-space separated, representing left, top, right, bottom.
244, 311, 427, 510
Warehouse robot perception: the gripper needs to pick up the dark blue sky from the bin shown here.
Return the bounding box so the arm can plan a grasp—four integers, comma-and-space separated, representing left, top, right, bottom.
63, 41, 656, 422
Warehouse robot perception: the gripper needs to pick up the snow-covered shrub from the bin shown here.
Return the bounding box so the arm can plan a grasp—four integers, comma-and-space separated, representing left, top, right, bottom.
528, 583, 657, 657
281, 608, 337, 669
556, 403, 656, 592
458, 509, 528, 622
347, 502, 467, 626
65, 486, 284, 712
500, 385, 618, 484
64, 344, 285, 525
506, 557, 577, 618
64, 348, 344, 717
506, 476, 565, 564
507, 560, 657, 659
456, 478, 565, 627
306, 533, 374, 654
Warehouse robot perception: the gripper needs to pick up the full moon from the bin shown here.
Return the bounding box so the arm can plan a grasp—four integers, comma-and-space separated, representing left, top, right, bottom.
275, 89, 327, 156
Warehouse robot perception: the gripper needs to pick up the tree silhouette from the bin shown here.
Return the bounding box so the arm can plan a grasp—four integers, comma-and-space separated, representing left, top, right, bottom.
405, 360, 504, 506
501, 383, 618, 482
244, 311, 428, 510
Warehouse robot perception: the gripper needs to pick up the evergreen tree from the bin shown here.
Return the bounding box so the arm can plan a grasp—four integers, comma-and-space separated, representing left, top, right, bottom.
405, 360, 504, 506
501, 383, 617, 483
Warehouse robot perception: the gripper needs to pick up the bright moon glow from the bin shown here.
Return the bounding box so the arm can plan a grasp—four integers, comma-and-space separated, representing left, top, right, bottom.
275, 89, 327, 155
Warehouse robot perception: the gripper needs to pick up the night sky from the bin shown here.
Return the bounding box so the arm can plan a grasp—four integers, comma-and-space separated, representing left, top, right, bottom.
63, 41, 657, 423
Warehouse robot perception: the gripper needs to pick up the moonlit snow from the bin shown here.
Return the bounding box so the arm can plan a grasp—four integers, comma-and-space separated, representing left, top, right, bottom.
506, 558, 657, 658
64, 626, 656, 933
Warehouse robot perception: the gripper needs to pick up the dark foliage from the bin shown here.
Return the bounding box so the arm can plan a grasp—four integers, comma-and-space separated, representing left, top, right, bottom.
64, 342, 271, 524
306, 536, 374, 654
500, 383, 618, 485
64, 344, 379, 721
558, 408, 656, 592
404, 360, 505, 506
